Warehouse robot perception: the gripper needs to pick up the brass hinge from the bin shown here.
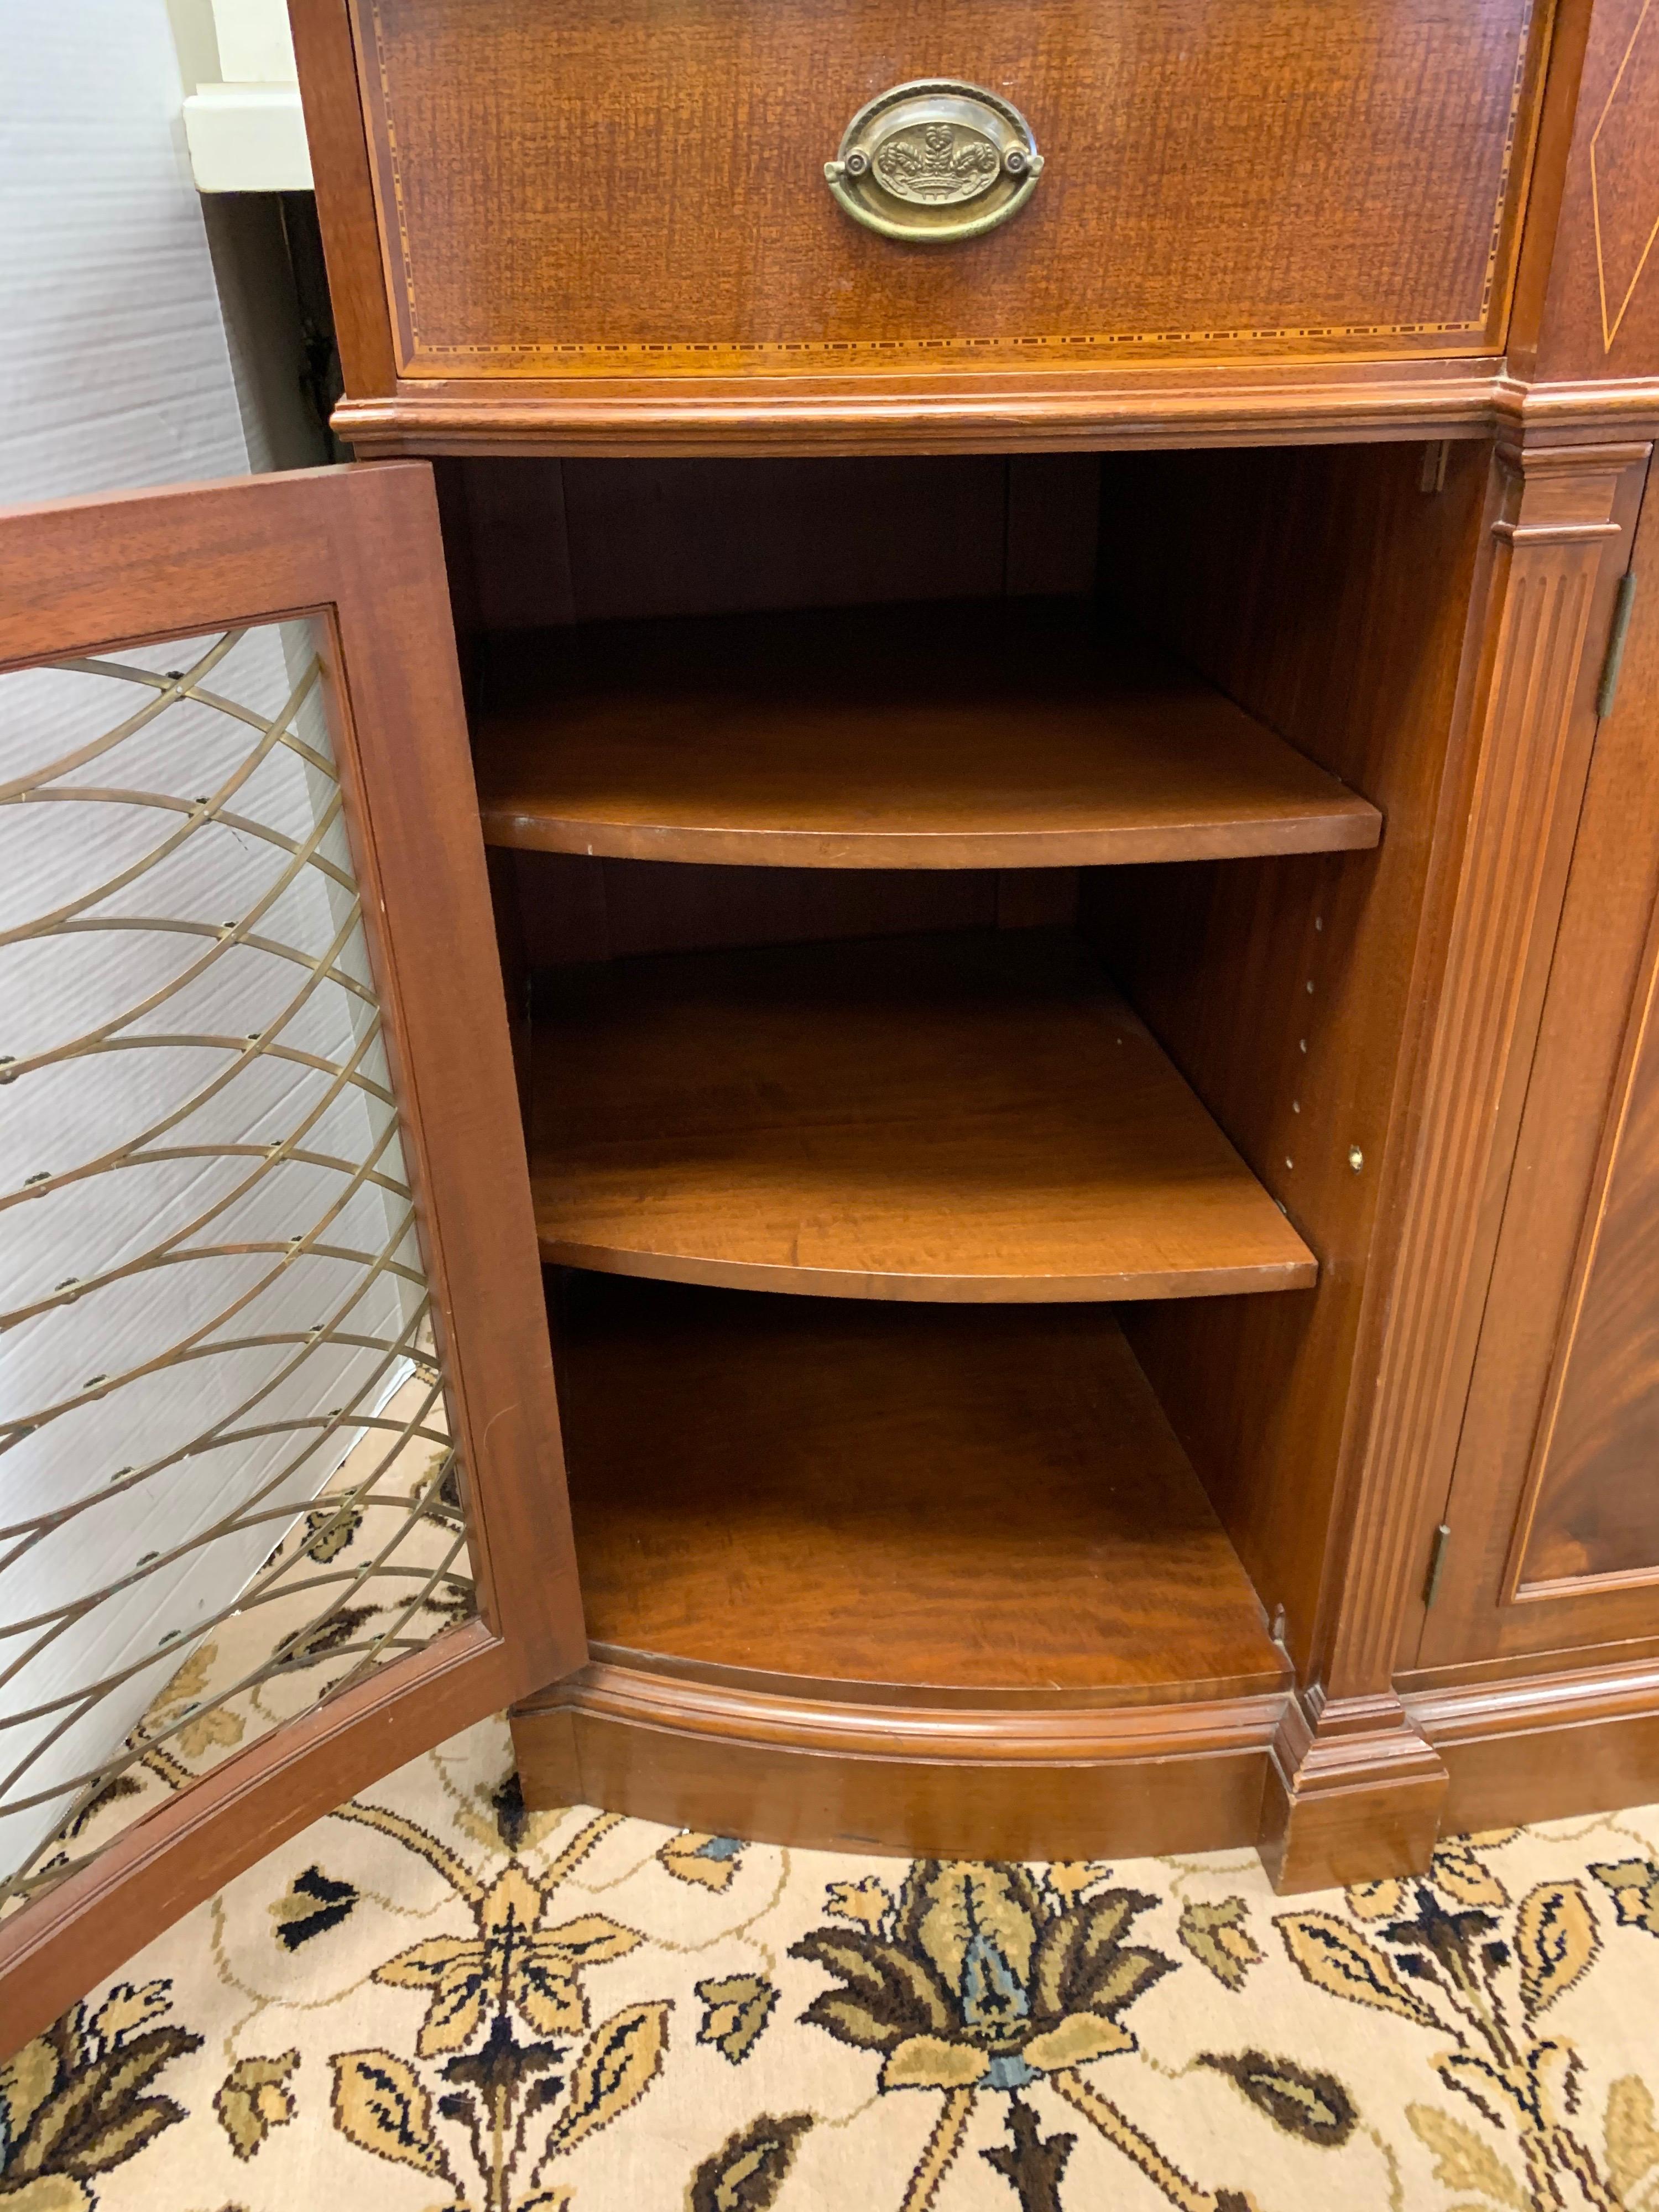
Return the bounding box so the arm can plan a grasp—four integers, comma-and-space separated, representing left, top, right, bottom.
1597, 571, 1639, 720
1422, 1522, 1452, 1610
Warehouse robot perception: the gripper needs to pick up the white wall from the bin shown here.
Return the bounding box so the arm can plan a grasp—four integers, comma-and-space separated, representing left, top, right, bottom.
1, 1, 398, 1884
7, 0, 255, 503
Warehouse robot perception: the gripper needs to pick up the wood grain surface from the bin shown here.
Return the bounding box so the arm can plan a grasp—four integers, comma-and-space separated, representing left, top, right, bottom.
338, 0, 1545, 377
1516, 905, 1659, 1588
474, 599, 1381, 868
1418, 442, 1659, 1667
512, 1662, 1286, 1859
529, 928, 1317, 1300
1084, 439, 1494, 1674
553, 1274, 1288, 1703
1411, 1651, 1659, 1833
1533, 0, 1659, 384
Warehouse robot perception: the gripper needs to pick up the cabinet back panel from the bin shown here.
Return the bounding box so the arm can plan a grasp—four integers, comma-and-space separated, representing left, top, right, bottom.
513, 854, 1009, 969
455, 456, 1100, 630
348, 0, 1547, 376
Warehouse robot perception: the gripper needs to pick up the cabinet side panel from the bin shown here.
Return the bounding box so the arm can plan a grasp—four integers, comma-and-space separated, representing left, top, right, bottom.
1086, 441, 1489, 1668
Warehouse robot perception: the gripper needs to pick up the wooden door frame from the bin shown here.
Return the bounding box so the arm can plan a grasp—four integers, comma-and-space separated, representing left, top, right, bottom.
0, 463, 585, 2054
1407, 446, 1659, 1672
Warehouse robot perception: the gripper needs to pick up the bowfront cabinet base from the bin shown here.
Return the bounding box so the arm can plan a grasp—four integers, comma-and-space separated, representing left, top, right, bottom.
517, 1661, 1659, 1885
510, 1671, 1284, 1863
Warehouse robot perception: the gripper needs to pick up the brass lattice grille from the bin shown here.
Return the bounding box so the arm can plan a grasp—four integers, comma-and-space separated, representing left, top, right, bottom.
0, 623, 477, 1908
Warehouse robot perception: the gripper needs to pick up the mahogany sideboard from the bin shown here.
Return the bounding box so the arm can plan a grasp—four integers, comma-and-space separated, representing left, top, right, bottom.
275, 0, 1659, 1891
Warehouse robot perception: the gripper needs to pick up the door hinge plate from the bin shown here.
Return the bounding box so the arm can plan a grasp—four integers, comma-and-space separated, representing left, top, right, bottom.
1423, 1522, 1452, 1610
1598, 570, 1638, 721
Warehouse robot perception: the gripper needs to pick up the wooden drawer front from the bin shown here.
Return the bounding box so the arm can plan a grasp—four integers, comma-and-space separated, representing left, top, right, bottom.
348, 0, 1550, 380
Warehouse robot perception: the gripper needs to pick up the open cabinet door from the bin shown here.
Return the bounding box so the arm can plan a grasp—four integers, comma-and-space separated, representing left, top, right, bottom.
0, 463, 585, 2051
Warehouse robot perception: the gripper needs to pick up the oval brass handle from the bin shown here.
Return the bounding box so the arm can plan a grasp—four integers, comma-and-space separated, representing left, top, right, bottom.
825, 80, 1044, 243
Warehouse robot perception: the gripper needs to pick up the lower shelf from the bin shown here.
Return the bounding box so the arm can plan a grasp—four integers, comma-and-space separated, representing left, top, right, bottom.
550, 1274, 1287, 1707
531, 928, 1316, 1301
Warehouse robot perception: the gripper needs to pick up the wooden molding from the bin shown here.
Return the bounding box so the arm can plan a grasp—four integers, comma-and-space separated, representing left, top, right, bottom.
1311, 436, 1648, 1709
512, 1663, 1287, 1862
534, 1662, 1287, 1759
1410, 1649, 1659, 1831
326, 373, 1659, 461
1259, 1689, 1448, 1894
0, 1621, 512, 2061
332, 370, 1509, 459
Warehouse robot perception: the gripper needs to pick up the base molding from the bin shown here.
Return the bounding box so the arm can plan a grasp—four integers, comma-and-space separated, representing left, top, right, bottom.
512, 1663, 1285, 1862
1259, 1690, 1449, 1893
1408, 1654, 1659, 1833
513, 1656, 1659, 1876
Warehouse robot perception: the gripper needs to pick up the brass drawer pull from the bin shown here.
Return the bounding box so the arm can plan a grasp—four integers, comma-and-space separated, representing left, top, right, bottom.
825, 80, 1044, 243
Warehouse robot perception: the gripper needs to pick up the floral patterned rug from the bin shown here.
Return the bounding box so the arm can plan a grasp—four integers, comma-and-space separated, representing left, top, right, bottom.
9, 1714, 1659, 2212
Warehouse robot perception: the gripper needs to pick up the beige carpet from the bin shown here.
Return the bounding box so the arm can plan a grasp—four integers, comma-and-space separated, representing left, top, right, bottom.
9, 1716, 1659, 2212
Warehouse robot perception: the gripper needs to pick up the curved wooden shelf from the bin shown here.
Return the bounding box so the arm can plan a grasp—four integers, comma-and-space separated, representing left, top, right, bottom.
530, 928, 1317, 1300
476, 599, 1381, 868
553, 1275, 1289, 1705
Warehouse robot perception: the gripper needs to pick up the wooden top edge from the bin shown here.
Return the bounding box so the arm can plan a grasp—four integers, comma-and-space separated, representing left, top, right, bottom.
335, 375, 1659, 457
585, 1641, 1292, 1712
523, 1661, 1291, 1755
336, 378, 1501, 455
1406, 1652, 1659, 1735
538, 1244, 1319, 1302
481, 812, 1382, 866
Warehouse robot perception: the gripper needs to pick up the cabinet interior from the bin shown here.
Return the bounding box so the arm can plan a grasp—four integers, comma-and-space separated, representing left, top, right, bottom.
437, 439, 1490, 1696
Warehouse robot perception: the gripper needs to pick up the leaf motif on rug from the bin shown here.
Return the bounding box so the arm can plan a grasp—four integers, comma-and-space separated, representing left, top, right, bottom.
1197, 2051, 1357, 2147
330, 2048, 457, 2184
1276, 1840, 1634, 2208
1405, 2103, 1527, 2208
1590, 1856, 1659, 1936
697, 1975, 780, 2065
269, 1867, 358, 1952
686, 2111, 813, 2211
1276, 1911, 1441, 2026
1177, 1899, 1262, 1991
213, 2052, 299, 2161
1605, 2074, 1659, 2202
371, 1862, 640, 2056
1514, 1880, 1598, 2016
0, 1988, 201, 2206
659, 1832, 747, 1892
